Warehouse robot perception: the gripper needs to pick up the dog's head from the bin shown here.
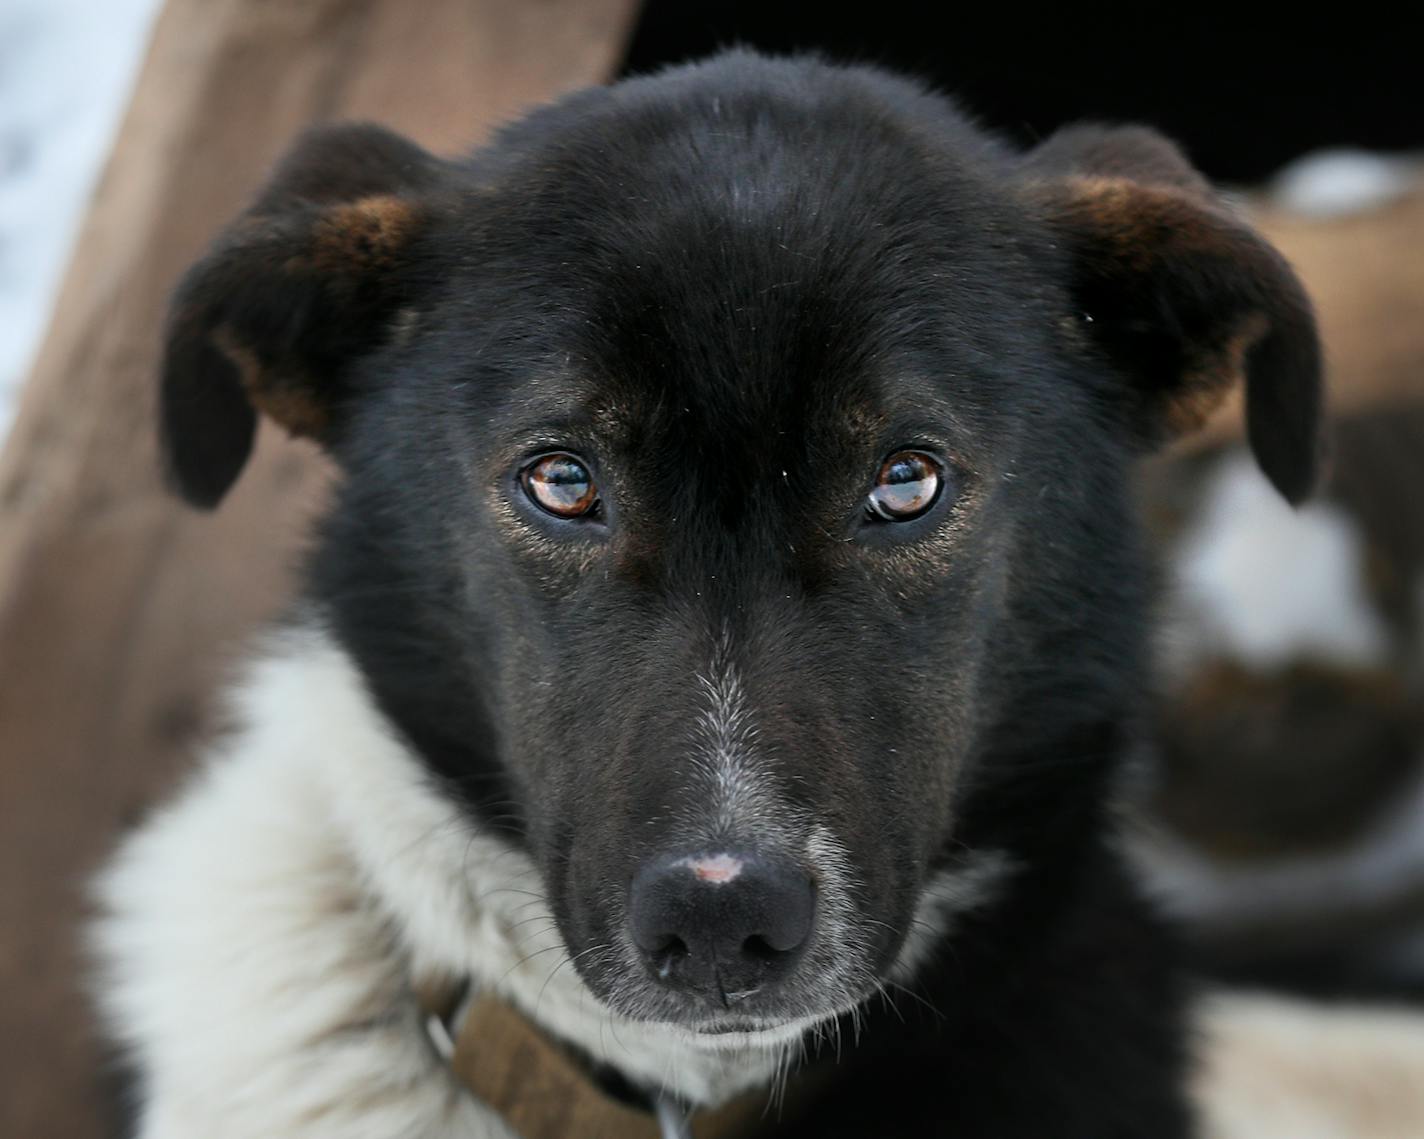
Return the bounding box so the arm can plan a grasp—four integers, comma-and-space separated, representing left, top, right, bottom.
159, 55, 1322, 1039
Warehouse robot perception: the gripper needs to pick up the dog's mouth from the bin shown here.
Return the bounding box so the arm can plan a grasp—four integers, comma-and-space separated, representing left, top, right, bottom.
595, 965, 872, 1031
666, 1005, 850, 1051
587, 939, 882, 1049
690, 1017, 773, 1035
679, 1010, 818, 1038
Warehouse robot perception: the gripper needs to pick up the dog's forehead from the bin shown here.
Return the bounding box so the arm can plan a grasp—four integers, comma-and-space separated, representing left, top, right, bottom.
507, 115, 1016, 422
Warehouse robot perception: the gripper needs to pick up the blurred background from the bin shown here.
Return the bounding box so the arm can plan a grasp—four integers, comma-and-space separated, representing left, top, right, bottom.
1, 3, 1420, 1137
0, 0, 159, 438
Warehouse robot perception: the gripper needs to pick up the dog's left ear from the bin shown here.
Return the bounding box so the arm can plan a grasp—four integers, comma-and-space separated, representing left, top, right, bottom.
1021, 125, 1325, 503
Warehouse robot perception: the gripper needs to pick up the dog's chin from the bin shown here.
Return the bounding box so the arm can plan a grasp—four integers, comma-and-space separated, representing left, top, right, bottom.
592, 978, 871, 1054
663, 1008, 844, 1053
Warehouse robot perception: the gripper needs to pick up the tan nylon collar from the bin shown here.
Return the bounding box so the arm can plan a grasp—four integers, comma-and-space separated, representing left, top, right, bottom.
431, 989, 808, 1139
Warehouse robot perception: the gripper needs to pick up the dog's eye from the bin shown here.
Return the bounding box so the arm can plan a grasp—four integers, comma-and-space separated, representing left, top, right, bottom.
866, 451, 943, 522
522, 453, 599, 519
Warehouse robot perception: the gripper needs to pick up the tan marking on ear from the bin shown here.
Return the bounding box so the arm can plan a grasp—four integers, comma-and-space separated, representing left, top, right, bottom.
1052, 176, 1238, 274
1062, 175, 1145, 213
1167, 312, 1269, 436
252, 384, 331, 440
1039, 177, 1283, 444
1046, 176, 1167, 271
212, 325, 329, 439
306, 193, 420, 275
210, 325, 263, 393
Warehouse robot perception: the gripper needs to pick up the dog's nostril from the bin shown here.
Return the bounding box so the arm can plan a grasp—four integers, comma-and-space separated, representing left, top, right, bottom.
741, 934, 781, 962
648, 935, 689, 978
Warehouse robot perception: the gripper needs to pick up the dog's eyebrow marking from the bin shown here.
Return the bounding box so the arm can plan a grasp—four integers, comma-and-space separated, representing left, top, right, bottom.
677, 853, 744, 884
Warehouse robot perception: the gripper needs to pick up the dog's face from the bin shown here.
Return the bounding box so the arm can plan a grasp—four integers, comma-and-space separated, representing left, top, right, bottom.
159, 56, 1321, 1037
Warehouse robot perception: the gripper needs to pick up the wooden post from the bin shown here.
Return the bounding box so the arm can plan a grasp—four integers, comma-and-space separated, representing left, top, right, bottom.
0, 2, 638, 1135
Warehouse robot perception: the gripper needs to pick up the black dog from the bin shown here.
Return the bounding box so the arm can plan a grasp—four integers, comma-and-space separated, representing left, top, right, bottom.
94, 51, 1321, 1138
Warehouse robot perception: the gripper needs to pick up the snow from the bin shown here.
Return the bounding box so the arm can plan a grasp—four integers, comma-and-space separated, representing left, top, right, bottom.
0, 0, 160, 444
1269, 147, 1420, 218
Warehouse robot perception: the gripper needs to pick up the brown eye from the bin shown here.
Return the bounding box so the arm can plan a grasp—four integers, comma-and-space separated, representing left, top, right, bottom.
522, 453, 599, 518
866, 451, 943, 522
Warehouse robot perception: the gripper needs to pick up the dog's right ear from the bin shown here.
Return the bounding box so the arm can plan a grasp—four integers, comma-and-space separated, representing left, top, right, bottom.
160, 124, 449, 508
1019, 125, 1326, 505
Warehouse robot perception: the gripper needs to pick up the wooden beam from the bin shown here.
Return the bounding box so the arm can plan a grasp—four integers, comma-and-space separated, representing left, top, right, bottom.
0, 2, 638, 1135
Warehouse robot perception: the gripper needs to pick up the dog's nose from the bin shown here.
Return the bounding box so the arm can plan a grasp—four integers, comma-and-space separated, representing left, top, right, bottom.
628, 851, 815, 1003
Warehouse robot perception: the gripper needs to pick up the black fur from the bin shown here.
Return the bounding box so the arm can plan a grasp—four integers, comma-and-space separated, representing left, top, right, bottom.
158, 52, 1323, 1136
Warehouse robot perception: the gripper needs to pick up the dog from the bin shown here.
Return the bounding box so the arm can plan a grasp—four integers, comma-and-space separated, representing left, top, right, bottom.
92, 50, 1323, 1138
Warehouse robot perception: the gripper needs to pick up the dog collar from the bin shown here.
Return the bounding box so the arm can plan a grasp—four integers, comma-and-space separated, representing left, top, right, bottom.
425, 986, 800, 1139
